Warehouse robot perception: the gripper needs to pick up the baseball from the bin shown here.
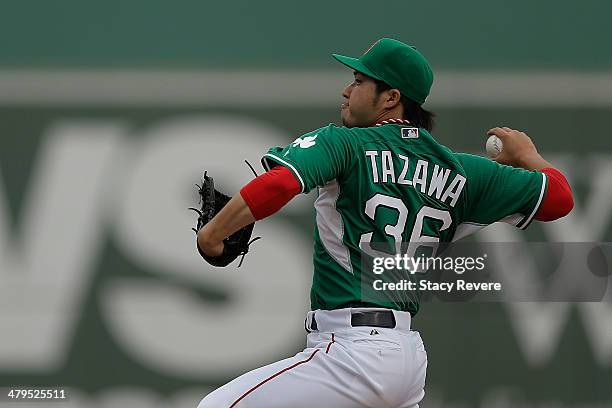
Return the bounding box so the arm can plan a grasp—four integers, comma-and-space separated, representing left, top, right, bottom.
486, 135, 503, 158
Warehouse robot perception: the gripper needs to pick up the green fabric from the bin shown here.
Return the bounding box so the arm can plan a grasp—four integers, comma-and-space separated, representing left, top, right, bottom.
454, 153, 548, 230
261, 123, 546, 315
332, 38, 434, 104
261, 124, 352, 194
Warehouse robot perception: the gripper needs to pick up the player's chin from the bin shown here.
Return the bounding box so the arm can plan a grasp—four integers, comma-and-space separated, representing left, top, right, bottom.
340, 111, 355, 128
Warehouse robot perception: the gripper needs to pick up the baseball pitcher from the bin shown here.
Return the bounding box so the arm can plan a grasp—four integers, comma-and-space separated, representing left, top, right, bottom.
193, 38, 574, 407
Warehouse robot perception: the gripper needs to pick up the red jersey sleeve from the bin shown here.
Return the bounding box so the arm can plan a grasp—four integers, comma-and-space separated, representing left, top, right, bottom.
535, 167, 574, 221
240, 165, 301, 220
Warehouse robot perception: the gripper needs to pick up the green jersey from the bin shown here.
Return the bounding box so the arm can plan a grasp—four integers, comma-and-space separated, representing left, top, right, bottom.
262, 122, 547, 315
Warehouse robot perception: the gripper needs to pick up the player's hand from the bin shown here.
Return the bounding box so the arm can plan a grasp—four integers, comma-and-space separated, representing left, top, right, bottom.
486, 127, 542, 169
197, 233, 224, 257
191, 172, 258, 267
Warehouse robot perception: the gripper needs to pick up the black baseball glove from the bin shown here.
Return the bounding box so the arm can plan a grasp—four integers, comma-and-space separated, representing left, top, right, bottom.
190, 171, 259, 267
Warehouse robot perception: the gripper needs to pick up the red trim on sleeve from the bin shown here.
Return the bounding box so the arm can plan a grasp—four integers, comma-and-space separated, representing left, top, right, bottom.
239, 165, 301, 221
535, 167, 574, 221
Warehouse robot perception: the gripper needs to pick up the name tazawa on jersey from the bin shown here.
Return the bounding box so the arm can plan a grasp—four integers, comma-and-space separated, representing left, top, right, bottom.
364, 149, 466, 207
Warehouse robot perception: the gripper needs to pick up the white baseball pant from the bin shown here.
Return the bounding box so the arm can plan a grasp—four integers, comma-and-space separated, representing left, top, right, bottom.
197, 308, 427, 408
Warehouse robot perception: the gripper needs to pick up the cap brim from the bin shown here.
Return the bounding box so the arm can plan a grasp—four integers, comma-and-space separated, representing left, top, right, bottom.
332, 54, 383, 81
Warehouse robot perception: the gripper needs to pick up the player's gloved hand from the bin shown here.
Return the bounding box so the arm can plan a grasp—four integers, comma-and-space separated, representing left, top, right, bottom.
196, 224, 257, 267
190, 172, 259, 267
486, 127, 548, 170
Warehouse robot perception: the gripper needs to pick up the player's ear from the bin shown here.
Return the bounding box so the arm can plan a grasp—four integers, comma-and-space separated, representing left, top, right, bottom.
384, 89, 402, 109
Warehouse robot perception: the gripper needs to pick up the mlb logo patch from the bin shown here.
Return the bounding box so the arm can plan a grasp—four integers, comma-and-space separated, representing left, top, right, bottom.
401, 127, 419, 139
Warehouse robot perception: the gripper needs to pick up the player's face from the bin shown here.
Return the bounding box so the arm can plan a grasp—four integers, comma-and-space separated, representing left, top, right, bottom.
341, 72, 383, 127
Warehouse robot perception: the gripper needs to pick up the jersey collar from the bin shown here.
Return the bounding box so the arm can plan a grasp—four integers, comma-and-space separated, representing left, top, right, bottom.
374, 118, 411, 127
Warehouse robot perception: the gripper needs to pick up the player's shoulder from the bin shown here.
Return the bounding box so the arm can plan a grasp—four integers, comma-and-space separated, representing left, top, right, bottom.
298, 123, 358, 145
408, 130, 469, 173
454, 152, 522, 174
450, 153, 504, 184
306, 122, 398, 134
453, 152, 544, 194
301, 123, 426, 146
453, 152, 494, 168
311, 123, 355, 135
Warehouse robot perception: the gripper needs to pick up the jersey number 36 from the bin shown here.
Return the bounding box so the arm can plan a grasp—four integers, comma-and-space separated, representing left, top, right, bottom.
359, 193, 452, 266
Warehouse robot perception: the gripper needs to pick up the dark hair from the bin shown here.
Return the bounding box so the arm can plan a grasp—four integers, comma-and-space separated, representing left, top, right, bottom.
374, 79, 436, 132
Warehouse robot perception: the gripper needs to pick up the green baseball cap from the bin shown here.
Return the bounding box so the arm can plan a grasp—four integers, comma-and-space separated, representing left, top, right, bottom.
332, 38, 433, 105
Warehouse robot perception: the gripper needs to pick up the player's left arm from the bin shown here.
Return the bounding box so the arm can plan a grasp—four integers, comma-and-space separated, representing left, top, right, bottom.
197, 165, 300, 256
199, 125, 353, 257
487, 126, 574, 221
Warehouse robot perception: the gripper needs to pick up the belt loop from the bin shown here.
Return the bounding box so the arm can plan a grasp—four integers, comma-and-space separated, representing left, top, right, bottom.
391, 310, 411, 332
305, 311, 316, 332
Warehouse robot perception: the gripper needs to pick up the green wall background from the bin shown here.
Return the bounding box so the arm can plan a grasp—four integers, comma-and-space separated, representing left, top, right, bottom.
0, 0, 611, 70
